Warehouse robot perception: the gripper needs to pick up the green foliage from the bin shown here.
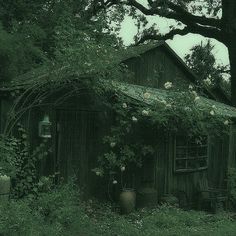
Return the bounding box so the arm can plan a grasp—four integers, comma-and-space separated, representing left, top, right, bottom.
0, 24, 46, 82
1, 186, 236, 236
4, 124, 50, 198
94, 81, 229, 184
185, 40, 230, 96
0, 136, 17, 177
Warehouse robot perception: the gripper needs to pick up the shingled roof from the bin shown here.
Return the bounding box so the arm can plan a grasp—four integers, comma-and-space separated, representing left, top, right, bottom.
109, 81, 236, 118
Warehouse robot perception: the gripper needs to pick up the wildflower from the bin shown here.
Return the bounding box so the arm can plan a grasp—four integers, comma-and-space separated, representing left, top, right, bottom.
164, 81, 172, 89
132, 116, 138, 122
142, 110, 149, 116
121, 166, 125, 172
212, 105, 216, 109
210, 110, 215, 115
189, 85, 193, 90
110, 142, 116, 148
224, 120, 229, 125
194, 96, 200, 101
113, 180, 118, 184
143, 92, 151, 99
122, 103, 127, 109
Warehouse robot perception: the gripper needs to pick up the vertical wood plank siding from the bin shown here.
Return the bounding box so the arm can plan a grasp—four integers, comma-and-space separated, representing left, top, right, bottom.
125, 47, 190, 89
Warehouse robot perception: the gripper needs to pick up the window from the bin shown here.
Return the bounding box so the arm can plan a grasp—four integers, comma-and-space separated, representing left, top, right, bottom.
174, 135, 208, 173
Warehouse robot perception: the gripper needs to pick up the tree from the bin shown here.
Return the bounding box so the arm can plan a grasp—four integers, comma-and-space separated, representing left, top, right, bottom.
184, 40, 230, 92
0, 0, 124, 82
101, 0, 236, 106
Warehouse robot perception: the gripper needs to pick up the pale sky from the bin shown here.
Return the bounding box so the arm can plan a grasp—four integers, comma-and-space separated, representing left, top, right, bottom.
120, 9, 229, 66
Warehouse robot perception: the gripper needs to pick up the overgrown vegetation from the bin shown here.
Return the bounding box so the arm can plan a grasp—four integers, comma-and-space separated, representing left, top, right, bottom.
93, 80, 231, 183
1, 183, 236, 236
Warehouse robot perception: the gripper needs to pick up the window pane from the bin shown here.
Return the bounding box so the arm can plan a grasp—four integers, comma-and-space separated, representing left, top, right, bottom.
176, 160, 186, 169
175, 135, 208, 172
176, 147, 187, 159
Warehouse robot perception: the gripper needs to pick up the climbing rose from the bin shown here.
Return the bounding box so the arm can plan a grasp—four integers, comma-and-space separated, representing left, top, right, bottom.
204, 78, 212, 86
164, 82, 172, 89
192, 91, 198, 97
142, 110, 149, 116
122, 103, 127, 108
110, 142, 116, 148
132, 116, 138, 122
143, 92, 151, 99
224, 120, 229, 125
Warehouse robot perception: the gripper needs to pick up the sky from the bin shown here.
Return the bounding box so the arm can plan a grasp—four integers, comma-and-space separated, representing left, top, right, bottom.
119, 6, 229, 66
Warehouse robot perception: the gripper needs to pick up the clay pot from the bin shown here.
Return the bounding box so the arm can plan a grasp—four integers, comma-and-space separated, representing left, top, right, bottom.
119, 188, 136, 214
0, 175, 11, 202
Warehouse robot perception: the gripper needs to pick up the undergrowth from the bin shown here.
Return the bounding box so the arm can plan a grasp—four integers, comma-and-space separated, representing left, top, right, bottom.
1, 183, 236, 236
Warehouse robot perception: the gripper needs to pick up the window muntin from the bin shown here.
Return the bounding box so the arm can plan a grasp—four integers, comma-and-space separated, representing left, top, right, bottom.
174, 136, 208, 173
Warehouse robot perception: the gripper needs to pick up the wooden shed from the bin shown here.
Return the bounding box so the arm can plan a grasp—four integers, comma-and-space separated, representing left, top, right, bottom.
0, 42, 236, 208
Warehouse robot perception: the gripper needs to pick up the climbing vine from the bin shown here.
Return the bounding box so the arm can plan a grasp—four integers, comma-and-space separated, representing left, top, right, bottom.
92, 81, 231, 185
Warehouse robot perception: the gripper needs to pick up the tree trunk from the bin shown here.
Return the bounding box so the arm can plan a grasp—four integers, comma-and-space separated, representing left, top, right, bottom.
228, 41, 236, 107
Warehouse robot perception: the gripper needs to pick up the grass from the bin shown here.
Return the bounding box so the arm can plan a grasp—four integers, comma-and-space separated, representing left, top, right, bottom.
1, 185, 236, 236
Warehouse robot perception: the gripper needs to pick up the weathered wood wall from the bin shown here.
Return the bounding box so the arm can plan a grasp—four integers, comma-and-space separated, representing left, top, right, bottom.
124, 46, 191, 89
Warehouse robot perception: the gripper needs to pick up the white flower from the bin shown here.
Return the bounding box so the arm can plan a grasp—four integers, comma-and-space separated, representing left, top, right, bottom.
122, 103, 127, 109
113, 180, 118, 184
110, 142, 116, 148
184, 106, 191, 111
164, 82, 172, 89
210, 110, 215, 115
166, 104, 172, 108
132, 116, 138, 122
142, 110, 149, 116
143, 92, 151, 99
0, 175, 10, 180
194, 96, 200, 101
75, 13, 80, 18
160, 99, 167, 105
121, 166, 125, 172
189, 85, 193, 90
204, 78, 212, 85
95, 171, 101, 176
212, 105, 216, 109
192, 91, 198, 97
224, 120, 229, 125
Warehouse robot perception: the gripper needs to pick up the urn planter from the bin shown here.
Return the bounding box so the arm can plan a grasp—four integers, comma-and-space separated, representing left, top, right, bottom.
119, 188, 136, 214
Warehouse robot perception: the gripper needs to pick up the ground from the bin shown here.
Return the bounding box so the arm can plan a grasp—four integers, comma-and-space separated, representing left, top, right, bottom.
1, 184, 236, 236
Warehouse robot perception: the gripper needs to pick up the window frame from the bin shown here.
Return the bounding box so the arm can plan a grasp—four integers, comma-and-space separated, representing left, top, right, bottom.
173, 135, 208, 173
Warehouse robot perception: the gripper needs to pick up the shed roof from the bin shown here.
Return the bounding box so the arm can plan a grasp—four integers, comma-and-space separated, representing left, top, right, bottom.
110, 81, 236, 118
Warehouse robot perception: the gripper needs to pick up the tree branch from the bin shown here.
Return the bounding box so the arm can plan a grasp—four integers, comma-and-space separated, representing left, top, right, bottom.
136, 26, 190, 44
136, 23, 223, 45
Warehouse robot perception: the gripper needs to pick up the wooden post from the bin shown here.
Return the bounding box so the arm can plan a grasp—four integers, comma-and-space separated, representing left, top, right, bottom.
228, 120, 236, 168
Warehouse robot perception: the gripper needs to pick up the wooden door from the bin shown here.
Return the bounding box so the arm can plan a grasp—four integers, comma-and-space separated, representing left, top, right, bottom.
56, 109, 99, 194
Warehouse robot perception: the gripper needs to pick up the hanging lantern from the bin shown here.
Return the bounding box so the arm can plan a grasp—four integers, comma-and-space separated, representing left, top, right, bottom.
38, 114, 51, 138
